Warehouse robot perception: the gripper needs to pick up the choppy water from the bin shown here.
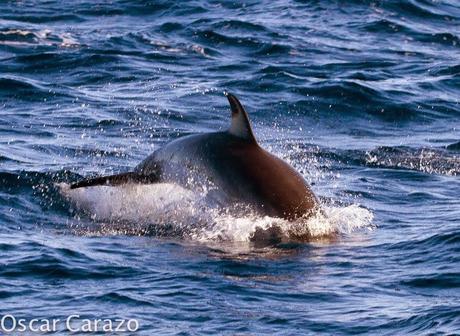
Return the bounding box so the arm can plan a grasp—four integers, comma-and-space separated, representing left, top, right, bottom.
1, 0, 459, 334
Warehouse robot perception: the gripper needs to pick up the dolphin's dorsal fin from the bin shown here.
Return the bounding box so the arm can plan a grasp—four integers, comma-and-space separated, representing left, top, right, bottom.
226, 93, 257, 142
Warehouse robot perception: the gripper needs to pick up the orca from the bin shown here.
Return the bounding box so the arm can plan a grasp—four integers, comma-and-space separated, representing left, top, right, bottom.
70, 93, 318, 220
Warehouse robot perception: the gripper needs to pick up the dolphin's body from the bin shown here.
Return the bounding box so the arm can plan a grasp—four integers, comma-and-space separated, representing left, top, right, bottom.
71, 94, 318, 220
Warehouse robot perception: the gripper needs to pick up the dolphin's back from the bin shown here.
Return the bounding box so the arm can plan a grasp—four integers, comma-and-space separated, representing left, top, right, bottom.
135, 131, 317, 219
219, 143, 317, 219
70, 93, 318, 220
135, 132, 228, 188
206, 134, 317, 219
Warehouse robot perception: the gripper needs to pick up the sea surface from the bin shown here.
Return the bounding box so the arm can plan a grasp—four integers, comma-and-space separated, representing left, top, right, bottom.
0, 0, 459, 335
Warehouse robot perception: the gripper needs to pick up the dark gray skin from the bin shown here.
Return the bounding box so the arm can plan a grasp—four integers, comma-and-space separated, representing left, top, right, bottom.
71, 94, 318, 220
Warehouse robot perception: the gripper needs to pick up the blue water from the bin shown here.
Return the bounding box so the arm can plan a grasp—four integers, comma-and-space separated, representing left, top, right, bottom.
1, 0, 459, 334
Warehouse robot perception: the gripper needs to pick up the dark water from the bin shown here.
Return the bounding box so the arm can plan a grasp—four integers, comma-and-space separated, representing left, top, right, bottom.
1, 0, 459, 334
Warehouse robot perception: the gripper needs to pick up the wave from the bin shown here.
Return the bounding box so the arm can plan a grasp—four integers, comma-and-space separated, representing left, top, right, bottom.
210, 20, 272, 33
383, 0, 460, 22
1, 14, 81, 24
6, 52, 118, 72
363, 146, 459, 176
106, 32, 218, 58
0, 76, 71, 101
0, 245, 135, 280
293, 144, 460, 176
446, 141, 460, 151
0, 166, 373, 244
57, 182, 373, 244
375, 305, 459, 335
360, 18, 459, 46
401, 272, 459, 289
0, 28, 79, 47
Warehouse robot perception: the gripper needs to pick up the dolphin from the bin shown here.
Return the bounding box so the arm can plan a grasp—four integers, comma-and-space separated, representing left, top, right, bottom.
70, 93, 318, 220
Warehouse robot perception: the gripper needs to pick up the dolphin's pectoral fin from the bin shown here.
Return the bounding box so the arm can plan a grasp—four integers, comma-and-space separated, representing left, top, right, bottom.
225, 93, 257, 143
69, 172, 159, 189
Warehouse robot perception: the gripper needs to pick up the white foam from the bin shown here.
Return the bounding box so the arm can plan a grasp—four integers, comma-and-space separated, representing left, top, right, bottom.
0, 29, 79, 47
58, 183, 374, 243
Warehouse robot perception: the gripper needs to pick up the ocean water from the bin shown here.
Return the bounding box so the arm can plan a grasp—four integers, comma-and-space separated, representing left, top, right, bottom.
0, 0, 459, 334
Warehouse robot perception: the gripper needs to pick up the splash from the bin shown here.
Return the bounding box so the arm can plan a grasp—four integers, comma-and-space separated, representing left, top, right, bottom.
58, 183, 374, 243
365, 146, 459, 176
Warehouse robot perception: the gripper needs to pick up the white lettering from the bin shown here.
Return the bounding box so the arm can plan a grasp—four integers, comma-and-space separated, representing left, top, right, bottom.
0, 315, 138, 333
115, 319, 126, 332
17, 318, 27, 332
52, 319, 60, 331
66, 315, 80, 332
93, 319, 102, 331
29, 319, 39, 332
1, 315, 16, 332
103, 319, 113, 332
40, 319, 52, 333
81, 319, 92, 332
127, 319, 139, 332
